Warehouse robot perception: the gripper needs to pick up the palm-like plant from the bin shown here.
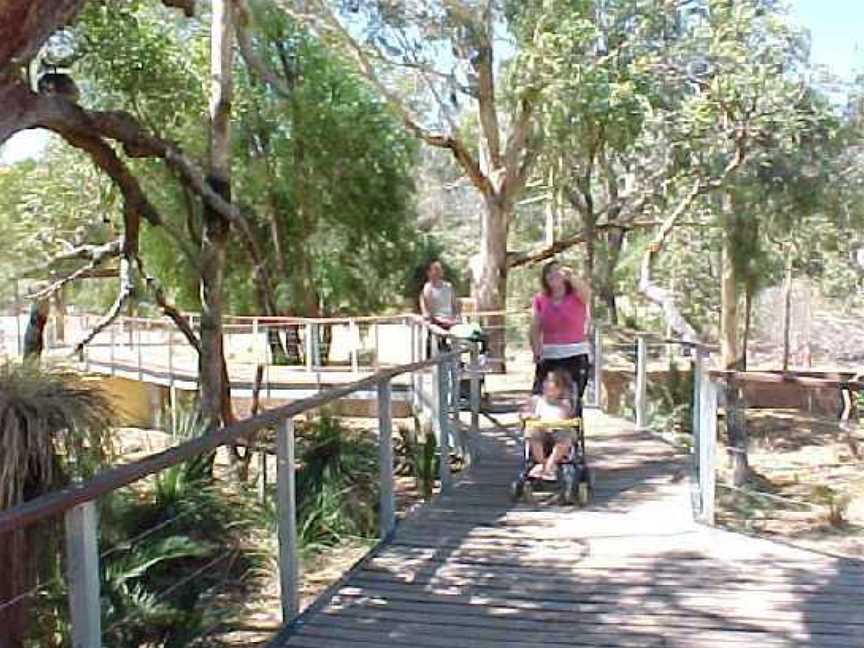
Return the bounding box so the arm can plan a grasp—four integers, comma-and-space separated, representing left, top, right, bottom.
0, 361, 110, 646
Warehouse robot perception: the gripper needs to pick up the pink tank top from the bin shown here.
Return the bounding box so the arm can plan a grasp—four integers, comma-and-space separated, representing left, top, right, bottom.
533, 292, 587, 344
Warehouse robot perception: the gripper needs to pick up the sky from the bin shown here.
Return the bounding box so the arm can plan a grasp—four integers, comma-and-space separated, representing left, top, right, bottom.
1, 0, 862, 165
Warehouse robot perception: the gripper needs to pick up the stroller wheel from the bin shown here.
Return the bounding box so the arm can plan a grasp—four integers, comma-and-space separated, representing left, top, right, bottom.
510, 479, 524, 502
560, 464, 578, 505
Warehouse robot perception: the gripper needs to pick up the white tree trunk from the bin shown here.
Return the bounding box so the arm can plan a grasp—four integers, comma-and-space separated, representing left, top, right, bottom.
474, 197, 510, 371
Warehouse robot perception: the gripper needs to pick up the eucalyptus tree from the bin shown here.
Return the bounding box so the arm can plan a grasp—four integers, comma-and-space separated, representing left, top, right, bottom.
273, 0, 551, 363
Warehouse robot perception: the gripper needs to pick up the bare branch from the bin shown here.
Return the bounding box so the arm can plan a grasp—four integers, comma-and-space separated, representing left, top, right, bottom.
162, 0, 196, 17
20, 240, 122, 279
27, 240, 122, 299
637, 140, 749, 341
135, 257, 201, 352
277, 1, 494, 196
234, 0, 292, 98
73, 256, 135, 354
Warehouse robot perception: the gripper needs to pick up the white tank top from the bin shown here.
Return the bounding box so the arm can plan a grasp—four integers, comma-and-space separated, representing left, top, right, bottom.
425, 281, 454, 319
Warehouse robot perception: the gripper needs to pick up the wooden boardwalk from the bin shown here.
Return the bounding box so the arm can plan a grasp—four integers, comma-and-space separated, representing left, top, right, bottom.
270, 403, 864, 648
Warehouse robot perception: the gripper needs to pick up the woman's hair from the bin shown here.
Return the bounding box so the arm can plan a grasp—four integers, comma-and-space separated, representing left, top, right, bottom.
540, 260, 573, 296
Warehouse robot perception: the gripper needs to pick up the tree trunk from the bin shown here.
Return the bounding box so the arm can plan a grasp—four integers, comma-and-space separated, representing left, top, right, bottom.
721, 199, 748, 485
199, 0, 234, 430
473, 197, 510, 371
782, 246, 793, 372
598, 227, 624, 325
742, 282, 753, 371
22, 298, 49, 360
52, 287, 65, 344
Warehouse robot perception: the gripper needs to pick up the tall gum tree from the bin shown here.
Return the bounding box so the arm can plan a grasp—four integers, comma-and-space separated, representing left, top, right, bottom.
278, 0, 544, 365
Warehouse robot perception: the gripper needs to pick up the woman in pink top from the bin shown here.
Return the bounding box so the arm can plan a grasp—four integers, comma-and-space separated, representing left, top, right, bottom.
529, 260, 592, 403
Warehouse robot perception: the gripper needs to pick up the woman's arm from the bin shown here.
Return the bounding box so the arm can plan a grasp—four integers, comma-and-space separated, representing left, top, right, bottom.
563, 267, 592, 334
419, 284, 431, 319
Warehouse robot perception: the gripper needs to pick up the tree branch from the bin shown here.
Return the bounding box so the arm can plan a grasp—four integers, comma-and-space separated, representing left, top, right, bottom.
27, 240, 122, 300
20, 240, 122, 279
277, 1, 495, 196
73, 256, 135, 354
234, 0, 292, 98
637, 140, 749, 341
135, 257, 201, 352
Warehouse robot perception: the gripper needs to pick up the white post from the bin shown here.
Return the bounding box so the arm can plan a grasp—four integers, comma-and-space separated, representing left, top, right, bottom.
304, 323, 313, 373
14, 279, 22, 358
410, 321, 419, 413
470, 343, 481, 437
65, 502, 102, 648
109, 323, 116, 376
699, 377, 718, 525
437, 352, 451, 494
136, 322, 143, 381
635, 334, 648, 430
258, 449, 267, 503
430, 334, 441, 442
378, 379, 395, 537
692, 347, 704, 448
276, 418, 299, 620
349, 320, 359, 373
593, 325, 603, 408
373, 323, 380, 369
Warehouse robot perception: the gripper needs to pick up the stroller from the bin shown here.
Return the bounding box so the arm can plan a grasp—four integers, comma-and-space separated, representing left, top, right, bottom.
510, 415, 592, 506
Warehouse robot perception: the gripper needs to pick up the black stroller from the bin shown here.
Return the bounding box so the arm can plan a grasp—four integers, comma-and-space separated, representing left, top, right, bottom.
510, 415, 592, 505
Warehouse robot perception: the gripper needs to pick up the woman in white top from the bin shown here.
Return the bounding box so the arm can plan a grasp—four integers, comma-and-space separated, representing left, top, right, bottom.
420, 260, 460, 329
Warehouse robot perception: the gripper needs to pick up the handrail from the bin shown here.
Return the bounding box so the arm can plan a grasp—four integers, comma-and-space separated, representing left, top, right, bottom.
707, 369, 864, 391
0, 348, 463, 536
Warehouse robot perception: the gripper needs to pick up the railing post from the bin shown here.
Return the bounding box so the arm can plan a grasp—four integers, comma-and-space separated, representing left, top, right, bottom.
258, 449, 268, 504
373, 323, 380, 369
692, 347, 704, 449
304, 323, 313, 373
136, 322, 143, 381
377, 379, 396, 537
109, 322, 116, 376
65, 502, 102, 648
470, 343, 481, 437
635, 334, 648, 430
276, 418, 299, 621
698, 377, 718, 525
436, 351, 451, 494
593, 325, 603, 408
349, 319, 359, 373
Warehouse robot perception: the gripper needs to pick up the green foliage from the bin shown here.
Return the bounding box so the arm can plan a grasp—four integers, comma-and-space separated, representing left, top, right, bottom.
292, 415, 379, 551
396, 423, 439, 498
646, 359, 694, 437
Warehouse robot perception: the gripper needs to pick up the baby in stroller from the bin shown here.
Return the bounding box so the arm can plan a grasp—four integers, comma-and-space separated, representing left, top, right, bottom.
512, 368, 591, 504
522, 369, 575, 480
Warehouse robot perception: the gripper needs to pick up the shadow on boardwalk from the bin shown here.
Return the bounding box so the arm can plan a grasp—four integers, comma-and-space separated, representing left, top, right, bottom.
272, 405, 864, 648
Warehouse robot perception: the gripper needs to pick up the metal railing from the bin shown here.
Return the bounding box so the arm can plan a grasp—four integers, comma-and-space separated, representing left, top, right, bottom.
0, 340, 480, 647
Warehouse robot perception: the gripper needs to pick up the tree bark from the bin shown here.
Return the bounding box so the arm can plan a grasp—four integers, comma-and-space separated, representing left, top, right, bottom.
199, 0, 234, 430
598, 227, 625, 325
474, 197, 510, 370
721, 195, 748, 485
782, 246, 793, 372
22, 298, 49, 360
